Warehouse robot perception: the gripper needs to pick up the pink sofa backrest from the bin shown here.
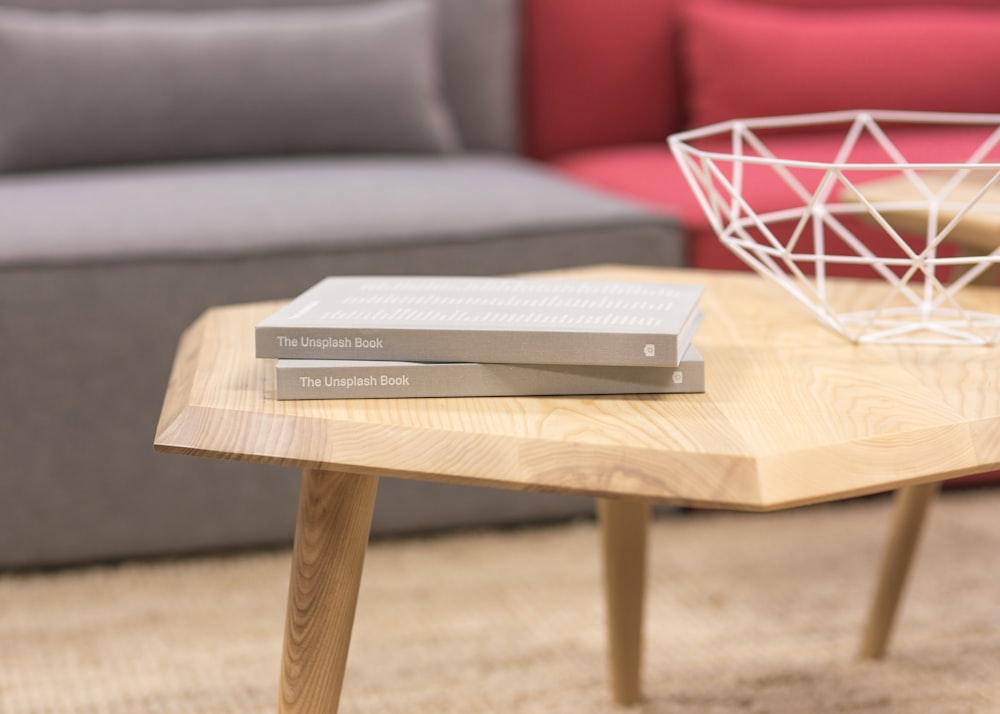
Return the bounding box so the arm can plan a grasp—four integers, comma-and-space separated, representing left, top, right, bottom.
521, 0, 677, 160
522, 0, 1000, 160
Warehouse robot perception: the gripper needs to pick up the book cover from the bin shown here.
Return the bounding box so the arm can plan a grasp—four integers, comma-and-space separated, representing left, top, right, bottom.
256, 276, 703, 367
274, 346, 705, 400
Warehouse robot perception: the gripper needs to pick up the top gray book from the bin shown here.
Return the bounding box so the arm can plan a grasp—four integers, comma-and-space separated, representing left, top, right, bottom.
256, 276, 704, 367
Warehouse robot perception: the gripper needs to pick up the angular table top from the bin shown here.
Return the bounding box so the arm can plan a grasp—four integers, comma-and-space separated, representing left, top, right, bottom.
154, 265, 1000, 511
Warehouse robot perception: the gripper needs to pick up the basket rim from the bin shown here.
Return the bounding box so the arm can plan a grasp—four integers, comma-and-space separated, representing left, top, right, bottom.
667, 109, 1000, 171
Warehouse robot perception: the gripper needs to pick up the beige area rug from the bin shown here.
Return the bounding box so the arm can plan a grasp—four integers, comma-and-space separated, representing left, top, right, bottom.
2, 488, 999, 714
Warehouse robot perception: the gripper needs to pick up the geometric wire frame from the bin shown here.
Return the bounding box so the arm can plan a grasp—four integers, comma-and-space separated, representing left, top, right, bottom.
669, 110, 1000, 345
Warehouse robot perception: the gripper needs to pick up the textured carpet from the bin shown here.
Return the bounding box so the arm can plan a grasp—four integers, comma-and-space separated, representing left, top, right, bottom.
1, 487, 999, 714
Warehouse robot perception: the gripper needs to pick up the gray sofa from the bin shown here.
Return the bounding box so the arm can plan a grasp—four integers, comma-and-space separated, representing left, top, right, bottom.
0, 0, 685, 569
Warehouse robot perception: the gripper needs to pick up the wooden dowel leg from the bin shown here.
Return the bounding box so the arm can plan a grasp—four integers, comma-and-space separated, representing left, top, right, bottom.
858, 481, 940, 660
278, 468, 379, 714
598, 497, 650, 707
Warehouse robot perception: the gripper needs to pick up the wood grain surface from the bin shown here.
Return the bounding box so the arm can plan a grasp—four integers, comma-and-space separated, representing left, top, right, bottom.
154, 266, 1000, 510
598, 498, 649, 706
278, 469, 379, 714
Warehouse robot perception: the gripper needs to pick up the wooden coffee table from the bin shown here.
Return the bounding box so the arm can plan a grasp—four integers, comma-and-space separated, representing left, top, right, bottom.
154, 265, 1000, 713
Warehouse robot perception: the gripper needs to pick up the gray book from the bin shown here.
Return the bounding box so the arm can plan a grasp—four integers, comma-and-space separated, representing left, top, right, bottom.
256, 276, 703, 367
274, 346, 705, 400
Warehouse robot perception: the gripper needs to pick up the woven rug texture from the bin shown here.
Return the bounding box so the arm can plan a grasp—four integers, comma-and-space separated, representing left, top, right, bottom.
1, 487, 998, 713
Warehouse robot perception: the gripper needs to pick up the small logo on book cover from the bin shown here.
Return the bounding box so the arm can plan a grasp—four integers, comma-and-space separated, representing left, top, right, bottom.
643, 344, 656, 357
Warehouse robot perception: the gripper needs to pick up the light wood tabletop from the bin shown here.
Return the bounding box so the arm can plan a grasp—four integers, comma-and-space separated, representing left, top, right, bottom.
154, 265, 1000, 712
156, 265, 1000, 510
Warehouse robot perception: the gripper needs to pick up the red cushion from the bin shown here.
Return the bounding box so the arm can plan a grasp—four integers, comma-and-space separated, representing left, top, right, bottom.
521, 0, 678, 160
683, 0, 1000, 127
761, 0, 1000, 6
550, 144, 741, 270
554, 126, 1000, 273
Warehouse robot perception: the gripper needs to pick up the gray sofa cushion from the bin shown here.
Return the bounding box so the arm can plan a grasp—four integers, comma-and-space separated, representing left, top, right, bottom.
0, 0, 519, 153
0, 1, 460, 171
0, 155, 683, 266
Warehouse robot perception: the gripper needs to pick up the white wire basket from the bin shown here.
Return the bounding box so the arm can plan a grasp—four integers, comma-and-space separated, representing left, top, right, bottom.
668, 110, 1000, 345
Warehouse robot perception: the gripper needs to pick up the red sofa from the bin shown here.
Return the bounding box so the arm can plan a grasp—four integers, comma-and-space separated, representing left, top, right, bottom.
522, 0, 1000, 272
521, 0, 1000, 486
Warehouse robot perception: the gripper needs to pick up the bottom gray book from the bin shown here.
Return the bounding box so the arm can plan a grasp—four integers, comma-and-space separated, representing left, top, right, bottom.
274, 346, 704, 400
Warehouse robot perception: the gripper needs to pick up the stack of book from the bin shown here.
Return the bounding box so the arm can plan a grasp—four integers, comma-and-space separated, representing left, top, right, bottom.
255, 275, 706, 400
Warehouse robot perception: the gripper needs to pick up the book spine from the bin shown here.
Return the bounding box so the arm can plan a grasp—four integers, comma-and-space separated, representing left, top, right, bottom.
257, 320, 698, 368
274, 355, 705, 401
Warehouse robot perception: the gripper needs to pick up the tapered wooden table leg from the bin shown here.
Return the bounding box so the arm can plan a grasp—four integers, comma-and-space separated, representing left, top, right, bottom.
858, 481, 940, 660
598, 497, 650, 707
278, 468, 379, 714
